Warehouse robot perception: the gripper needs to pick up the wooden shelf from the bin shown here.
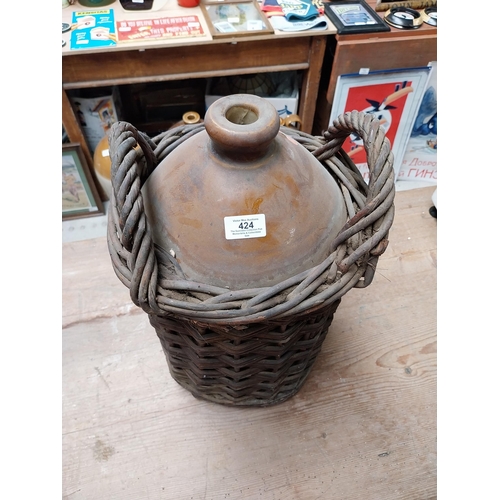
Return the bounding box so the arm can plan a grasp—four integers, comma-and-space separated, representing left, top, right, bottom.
62, 0, 337, 169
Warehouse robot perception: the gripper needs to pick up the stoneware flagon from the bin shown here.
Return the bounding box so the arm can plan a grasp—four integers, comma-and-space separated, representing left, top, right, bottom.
142, 94, 347, 290
107, 94, 396, 406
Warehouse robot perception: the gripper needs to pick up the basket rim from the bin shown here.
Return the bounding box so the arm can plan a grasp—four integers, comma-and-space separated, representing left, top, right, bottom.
107, 110, 395, 324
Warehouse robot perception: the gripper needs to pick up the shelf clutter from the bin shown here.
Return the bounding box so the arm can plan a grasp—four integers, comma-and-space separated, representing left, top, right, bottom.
62, 0, 332, 52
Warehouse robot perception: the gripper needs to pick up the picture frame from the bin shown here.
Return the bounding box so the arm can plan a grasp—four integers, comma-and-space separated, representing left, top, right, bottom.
200, 0, 274, 38
62, 143, 105, 221
328, 66, 432, 181
324, 0, 390, 34
398, 62, 437, 183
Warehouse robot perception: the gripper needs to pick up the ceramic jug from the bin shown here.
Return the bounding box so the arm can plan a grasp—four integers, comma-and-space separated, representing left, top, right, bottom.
142, 94, 347, 290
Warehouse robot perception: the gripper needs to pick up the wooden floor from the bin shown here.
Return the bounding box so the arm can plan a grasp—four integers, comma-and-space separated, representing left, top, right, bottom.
62, 186, 437, 500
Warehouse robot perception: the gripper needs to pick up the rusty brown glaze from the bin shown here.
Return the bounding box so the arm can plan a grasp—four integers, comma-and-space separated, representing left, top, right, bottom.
142, 94, 347, 290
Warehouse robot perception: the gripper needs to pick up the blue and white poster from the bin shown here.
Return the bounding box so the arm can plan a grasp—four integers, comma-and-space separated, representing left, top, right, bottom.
70, 9, 117, 50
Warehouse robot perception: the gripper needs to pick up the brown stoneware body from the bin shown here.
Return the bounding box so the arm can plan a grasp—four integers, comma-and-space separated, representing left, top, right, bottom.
143, 94, 347, 290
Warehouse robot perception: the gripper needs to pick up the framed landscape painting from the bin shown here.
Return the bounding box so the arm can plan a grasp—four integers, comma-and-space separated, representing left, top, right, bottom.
62, 143, 104, 220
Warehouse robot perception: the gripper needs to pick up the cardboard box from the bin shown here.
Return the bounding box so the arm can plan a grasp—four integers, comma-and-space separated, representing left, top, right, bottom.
70, 87, 123, 153
205, 72, 299, 119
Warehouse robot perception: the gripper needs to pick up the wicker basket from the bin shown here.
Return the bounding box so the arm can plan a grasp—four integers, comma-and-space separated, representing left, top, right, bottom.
107, 110, 396, 406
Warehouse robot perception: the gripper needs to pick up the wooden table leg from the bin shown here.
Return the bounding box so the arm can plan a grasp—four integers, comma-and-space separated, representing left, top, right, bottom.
62, 88, 93, 170
298, 36, 327, 135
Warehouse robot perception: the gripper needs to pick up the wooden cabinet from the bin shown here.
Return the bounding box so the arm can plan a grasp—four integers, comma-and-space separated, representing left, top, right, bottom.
63, 33, 329, 171
313, 18, 437, 135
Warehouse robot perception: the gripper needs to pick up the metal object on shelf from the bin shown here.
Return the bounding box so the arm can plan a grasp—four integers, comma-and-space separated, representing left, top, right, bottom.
384, 7, 423, 29
421, 6, 437, 26
119, 0, 154, 10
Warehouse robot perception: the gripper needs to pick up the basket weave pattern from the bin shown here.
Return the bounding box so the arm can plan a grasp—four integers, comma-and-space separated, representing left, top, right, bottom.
150, 299, 340, 405
107, 110, 396, 406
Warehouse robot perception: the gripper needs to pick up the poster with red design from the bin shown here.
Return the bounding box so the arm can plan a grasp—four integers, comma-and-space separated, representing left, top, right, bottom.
116, 16, 204, 42
328, 67, 431, 182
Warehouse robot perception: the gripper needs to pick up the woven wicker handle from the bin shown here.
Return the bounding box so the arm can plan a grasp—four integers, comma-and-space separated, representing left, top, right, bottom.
315, 110, 394, 196
313, 110, 396, 277
107, 111, 395, 322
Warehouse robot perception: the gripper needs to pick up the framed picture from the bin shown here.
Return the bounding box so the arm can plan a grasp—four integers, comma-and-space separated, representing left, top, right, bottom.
201, 0, 274, 38
328, 66, 432, 181
375, 0, 436, 12
324, 0, 390, 34
62, 143, 105, 220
